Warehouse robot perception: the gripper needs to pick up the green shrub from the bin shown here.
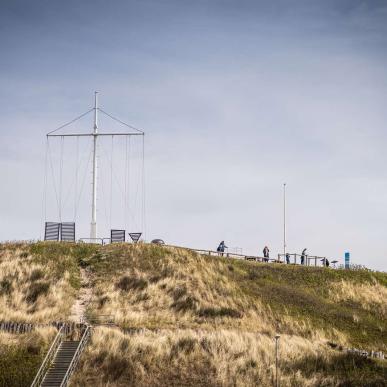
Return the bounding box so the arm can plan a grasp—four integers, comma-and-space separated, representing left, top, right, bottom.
0, 343, 45, 386
283, 352, 387, 386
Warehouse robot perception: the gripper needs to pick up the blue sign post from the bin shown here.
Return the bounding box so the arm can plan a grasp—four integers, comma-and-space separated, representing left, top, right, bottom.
345, 252, 350, 269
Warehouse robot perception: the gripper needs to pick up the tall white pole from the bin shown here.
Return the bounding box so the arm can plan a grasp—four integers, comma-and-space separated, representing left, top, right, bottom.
283, 183, 286, 259
90, 91, 98, 239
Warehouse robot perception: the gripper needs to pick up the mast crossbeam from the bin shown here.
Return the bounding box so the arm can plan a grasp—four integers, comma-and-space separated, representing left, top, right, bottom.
47, 133, 144, 137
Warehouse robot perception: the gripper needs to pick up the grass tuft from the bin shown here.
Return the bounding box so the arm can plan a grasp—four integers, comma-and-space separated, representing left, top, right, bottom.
26, 281, 50, 304
116, 275, 148, 291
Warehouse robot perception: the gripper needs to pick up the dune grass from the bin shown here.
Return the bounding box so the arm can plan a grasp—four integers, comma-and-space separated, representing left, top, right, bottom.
70, 327, 387, 387
0, 242, 97, 322
1, 242, 386, 386
0, 327, 56, 387
82, 244, 387, 351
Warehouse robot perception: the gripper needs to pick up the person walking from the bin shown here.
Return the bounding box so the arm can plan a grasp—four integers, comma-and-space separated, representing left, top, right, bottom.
263, 246, 270, 262
301, 248, 307, 265
217, 241, 227, 256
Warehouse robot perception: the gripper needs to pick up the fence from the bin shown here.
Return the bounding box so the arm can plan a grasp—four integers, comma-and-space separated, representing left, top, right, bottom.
277, 253, 329, 267
175, 246, 284, 263
164, 245, 342, 268
0, 321, 86, 335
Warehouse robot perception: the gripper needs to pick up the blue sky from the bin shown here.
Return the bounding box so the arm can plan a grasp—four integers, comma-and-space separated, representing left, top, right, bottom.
1, 0, 387, 270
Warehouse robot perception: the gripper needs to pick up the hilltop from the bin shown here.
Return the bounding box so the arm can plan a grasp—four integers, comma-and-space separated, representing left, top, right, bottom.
0, 242, 386, 386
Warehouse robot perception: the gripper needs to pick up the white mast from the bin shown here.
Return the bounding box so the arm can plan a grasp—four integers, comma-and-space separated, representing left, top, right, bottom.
46, 92, 144, 242
90, 91, 98, 239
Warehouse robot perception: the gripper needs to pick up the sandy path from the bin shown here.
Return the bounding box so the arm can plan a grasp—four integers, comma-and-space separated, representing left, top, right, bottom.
69, 268, 92, 323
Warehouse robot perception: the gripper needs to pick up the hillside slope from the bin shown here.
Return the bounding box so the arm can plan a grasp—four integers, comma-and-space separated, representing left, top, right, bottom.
0, 242, 386, 386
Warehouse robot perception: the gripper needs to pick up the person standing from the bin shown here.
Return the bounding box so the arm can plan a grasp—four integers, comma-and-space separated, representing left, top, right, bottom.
263, 246, 270, 262
217, 241, 227, 256
286, 253, 290, 264
301, 248, 307, 265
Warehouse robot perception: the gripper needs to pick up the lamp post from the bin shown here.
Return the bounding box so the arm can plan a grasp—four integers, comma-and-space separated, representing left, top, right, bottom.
275, 334, 280, 387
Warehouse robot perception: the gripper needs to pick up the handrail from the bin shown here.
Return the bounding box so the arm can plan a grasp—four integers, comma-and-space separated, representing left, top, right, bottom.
79, 237, 110, 245
277, 253, 329, 266
165, 244, 283, 263
59, 325, 91, 387
30, 325, 64, 387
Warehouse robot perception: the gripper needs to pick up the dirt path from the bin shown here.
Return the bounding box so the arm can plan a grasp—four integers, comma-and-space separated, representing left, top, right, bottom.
69, 268, 92, 323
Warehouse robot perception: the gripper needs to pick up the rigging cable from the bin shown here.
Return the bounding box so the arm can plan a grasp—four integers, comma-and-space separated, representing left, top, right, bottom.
40, 137, 49, 239
47, 108, 94, 135
60, 136, 90, 215
124, 136, 130, 231
98, 108, 144, 133
109, 135, 114, 231
74, 141, 94, 219
47, 140, 60, 217
98, 142, 109, 233
58, 136, 64, 222
73, 137, 79, 221
142, 134, 146, 240
99, 142, 139, 231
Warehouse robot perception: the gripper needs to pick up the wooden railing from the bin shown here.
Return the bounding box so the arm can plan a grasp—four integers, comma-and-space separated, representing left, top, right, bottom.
30, 325, 64, 387
0, 321, 87, 335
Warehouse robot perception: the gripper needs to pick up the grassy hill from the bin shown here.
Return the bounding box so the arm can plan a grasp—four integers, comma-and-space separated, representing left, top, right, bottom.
0, 242, 386, 386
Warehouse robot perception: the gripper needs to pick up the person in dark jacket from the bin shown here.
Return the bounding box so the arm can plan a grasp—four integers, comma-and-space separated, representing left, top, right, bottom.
263, 246, 270, 262
301, 248, 307, 265
286, 253, 290, 264
217, 241, 227, 256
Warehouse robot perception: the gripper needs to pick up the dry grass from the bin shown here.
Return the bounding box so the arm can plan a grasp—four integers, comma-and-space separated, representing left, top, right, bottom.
0, 326, 56, 387
1, 242, 386, 386
0, 243, 79, 322
330, 279, 387, 318
70, 327, 333, 387
85, 245, 386, 350
86, 245, 275, 331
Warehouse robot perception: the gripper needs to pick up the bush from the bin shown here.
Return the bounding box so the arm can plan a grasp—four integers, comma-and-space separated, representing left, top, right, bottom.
198, 307, 242, 319
29, 268, 44, 282
0, 278, 12, 295
171, 296, 199, 312
171, 337, 197, 356
102, 354, 130, 381
0, 346, 44, 386
98, 296, 110, 308
116, 275, 148, 291
26, 281, 50, 303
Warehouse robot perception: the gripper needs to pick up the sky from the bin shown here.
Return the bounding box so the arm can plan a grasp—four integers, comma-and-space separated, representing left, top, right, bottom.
0, 0, 386, 271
